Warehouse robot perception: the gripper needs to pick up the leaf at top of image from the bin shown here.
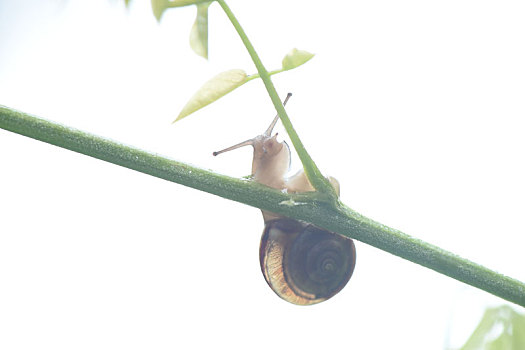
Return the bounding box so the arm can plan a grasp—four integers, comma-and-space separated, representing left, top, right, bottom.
190, 2, 211, 59
282, 48, 315, 71
174, 69, 248, 122
151, 0, 169, 21
459, 305, 525, 350
151, 0, 206, 22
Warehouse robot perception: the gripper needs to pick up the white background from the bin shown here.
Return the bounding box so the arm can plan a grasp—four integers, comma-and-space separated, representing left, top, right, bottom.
1, 0, 524, 349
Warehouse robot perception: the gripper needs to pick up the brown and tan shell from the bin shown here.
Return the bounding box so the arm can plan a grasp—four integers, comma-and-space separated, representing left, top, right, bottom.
260, 218, 356, 305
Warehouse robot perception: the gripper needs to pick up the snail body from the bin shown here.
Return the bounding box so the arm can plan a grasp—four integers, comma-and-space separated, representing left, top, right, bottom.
213, 94, 356, 305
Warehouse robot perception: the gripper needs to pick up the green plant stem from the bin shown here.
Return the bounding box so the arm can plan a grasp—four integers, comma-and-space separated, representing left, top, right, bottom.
216, 0, 335, 198
1, 105, 524, 307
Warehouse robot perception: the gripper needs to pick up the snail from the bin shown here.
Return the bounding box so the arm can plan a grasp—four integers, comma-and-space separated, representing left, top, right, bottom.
213, 93, 356, 305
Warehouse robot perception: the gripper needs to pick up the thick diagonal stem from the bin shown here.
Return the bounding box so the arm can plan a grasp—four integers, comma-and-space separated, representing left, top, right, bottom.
1, 105, 524, 307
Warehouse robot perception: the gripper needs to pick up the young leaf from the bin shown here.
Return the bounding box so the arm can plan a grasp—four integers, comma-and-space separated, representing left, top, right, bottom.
174, 69, 248, 122
170, 0, 208, 5
151, 0, 206, 22
151, 0, 169, 22
190, 2, 211, 59
459, 305, 525, 350
282, 48, 315, 71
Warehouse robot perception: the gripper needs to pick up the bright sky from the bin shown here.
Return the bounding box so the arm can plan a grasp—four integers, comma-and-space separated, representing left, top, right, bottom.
1, 1, 524, 349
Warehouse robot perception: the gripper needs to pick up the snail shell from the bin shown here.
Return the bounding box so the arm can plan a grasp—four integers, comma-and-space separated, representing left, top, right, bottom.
213, 93, 356, 305
260, 219, 356, 305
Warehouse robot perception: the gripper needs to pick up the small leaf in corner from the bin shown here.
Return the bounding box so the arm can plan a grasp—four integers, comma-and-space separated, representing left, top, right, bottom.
459, 305, 525, 350
174, 69, 248, 122
282, 48, 315, 71
190, 2, 211, 59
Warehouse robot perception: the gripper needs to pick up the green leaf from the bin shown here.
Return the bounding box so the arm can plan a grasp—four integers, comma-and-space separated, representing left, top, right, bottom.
174, 69, 248, 122
281, 48, 315, 71
124, 0, 132, 7
189, 2, 211, 59
459, 305, 525, 350
170, 0, 208, 5
151, 0, 169, 22
151, 0, 206, 22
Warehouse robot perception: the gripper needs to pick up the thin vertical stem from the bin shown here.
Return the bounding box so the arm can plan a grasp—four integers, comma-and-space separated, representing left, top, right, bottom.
216, 0, 336, 197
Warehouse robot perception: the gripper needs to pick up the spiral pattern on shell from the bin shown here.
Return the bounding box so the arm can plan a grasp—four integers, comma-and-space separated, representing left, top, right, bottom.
260, 219, 356, 305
